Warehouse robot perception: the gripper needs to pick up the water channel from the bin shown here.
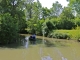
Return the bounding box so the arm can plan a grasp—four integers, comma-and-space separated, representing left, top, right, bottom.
0, 35, 80, 60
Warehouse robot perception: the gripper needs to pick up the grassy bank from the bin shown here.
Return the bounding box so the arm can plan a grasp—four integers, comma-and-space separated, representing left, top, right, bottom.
54, 30, 80, 40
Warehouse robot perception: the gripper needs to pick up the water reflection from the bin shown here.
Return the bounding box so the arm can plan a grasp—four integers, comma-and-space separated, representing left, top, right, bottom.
24, 36, 29, 48
0, 35, 68, 49
0, 36, 30, 49
0, 35, 42, 49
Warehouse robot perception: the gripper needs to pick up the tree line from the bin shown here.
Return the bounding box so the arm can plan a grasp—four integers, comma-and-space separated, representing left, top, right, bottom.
0, 0, 80, 44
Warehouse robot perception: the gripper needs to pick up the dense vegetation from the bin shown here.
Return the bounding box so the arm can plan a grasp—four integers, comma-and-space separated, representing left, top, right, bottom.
0, 0, 80, 44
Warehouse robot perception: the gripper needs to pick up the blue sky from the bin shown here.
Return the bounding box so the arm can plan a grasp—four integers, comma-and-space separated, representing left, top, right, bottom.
38, 0, 69, 9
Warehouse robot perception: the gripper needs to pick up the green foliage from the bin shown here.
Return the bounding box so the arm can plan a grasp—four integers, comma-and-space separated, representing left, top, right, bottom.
59, 19, 75, 29
26, 1, 43, 34
52, 32, 70, 39
0, 13, 19, 44
68, 0, 80, 15
50, 18, 61, 29
77, 33, 80, 42
59, 7, 75, 29
46, 20, 54, 31
42, 7, 51, 19
50, 1, 63, 17
48, 30, 70, 39
27, 19, 44, 35
74, 17, 80, 26
36, 20, 44, 35
0, 0, 27, 33
54, 30, 80, 40
60, 7, 74, 19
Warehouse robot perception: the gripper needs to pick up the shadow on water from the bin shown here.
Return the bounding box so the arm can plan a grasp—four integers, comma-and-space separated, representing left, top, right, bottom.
36, 38, 43, 44
45, 40, 70, 47
0, 35, 26, 49
0, 35, 43, 49
45, 40, 56, 47
0, 35, 70, 49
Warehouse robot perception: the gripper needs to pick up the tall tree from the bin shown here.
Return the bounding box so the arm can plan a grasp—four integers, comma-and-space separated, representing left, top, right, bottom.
0, 0, 27, 44
0, 0, 27, 32
26, 0, 43, 34
0, 13, 19, 44
25, 0, 34, 19
50, 1, 63, 17
42, 7, 51, 20
59, 7, 75, 29
68, 0, 80, 17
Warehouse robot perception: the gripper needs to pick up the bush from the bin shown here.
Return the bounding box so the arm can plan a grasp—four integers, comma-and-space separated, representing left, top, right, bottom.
77, 38, 80, 42
52, 32, 70, 39
75, 17, 80, 26
46, 21, 54, 31
0, 13, 19, 44
77, 34, 80, 42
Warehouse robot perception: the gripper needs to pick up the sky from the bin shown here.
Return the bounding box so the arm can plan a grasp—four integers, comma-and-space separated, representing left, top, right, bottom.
38, 0, 69, 9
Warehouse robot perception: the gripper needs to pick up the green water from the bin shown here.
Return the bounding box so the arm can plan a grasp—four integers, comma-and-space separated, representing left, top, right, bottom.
0, 35, 80, 60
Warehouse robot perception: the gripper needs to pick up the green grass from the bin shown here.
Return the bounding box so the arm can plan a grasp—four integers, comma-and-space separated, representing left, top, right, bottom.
54, 30, 80, 40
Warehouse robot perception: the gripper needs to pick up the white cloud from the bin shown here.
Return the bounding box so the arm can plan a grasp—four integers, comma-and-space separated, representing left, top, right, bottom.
39, 0, 69, 9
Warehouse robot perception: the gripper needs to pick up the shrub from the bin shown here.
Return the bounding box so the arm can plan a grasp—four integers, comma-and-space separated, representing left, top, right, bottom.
0, 13, 19, 44
77, 38, 80, 42
52, 32, 70, 39
77, 34, 80, 42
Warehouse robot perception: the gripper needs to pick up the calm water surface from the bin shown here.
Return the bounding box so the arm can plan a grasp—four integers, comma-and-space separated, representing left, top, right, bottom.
0, 35, 80, 60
